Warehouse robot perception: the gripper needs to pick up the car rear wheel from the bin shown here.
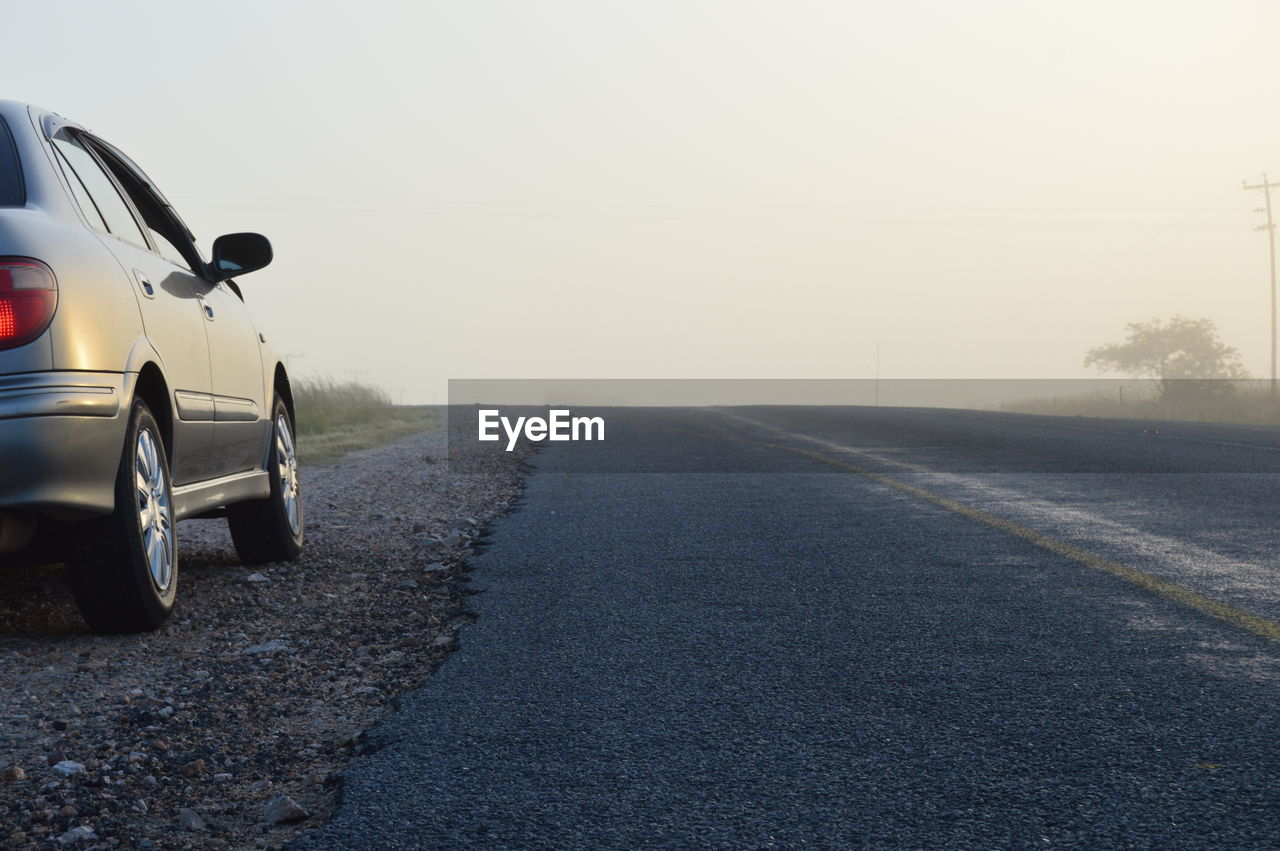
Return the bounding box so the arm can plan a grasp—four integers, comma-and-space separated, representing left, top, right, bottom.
68, 398, 177, 633
227, 393, 304, 564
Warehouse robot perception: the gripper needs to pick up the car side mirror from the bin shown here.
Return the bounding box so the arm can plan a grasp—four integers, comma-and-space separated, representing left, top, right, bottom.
211, 233, 272, 280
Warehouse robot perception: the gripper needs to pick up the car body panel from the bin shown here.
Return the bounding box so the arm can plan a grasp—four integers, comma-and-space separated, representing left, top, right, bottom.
0, 370, 131, 519
94, 237, 215, 484
198, 279, 271, 474
0, 99, 292, 529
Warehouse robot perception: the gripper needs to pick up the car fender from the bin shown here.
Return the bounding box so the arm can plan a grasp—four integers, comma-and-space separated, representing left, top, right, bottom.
123, 337, 164, 378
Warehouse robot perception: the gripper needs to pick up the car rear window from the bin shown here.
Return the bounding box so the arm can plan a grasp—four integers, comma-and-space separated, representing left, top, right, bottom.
0, 117, 22, 206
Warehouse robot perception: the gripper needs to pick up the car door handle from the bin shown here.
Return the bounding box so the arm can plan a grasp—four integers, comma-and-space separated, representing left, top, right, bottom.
133, 270, 154, 298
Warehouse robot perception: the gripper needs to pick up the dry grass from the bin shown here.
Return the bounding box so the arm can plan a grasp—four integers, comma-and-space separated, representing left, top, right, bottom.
292, 377, 435, 463
1003, 381, 1280, 427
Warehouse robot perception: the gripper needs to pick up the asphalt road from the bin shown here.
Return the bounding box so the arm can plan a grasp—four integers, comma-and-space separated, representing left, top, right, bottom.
305, 407, 1280, 848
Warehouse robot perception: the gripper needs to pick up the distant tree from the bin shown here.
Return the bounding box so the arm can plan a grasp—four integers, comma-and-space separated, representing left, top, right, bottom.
1084, 316, 1247, 402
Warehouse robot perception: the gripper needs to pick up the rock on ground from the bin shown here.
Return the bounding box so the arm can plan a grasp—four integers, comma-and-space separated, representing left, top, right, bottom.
0, 422, 528, 848
263, 794, 310, 825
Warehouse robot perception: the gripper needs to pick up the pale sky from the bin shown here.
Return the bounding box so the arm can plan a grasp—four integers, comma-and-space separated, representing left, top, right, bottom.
4, 1, 1278, 401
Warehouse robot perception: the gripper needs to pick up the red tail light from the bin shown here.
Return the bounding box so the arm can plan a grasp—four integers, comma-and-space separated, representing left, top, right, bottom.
0, 258, 57, 351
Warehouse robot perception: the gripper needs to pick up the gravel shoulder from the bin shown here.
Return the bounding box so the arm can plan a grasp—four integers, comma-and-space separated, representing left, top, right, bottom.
0, 423, 527, 849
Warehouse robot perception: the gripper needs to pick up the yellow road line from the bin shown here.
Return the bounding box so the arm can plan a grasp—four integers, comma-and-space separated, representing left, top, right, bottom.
745, 435, 1280, 644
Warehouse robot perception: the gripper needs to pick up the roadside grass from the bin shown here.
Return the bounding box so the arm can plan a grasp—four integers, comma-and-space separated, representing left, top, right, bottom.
1003, 382, 1280, 427
292, 377, 435, 464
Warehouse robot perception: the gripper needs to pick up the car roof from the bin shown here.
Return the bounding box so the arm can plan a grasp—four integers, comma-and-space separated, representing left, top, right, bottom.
0, 101, 88, 138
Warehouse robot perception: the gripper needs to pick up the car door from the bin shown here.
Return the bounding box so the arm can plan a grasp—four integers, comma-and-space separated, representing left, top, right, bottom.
48, 131, 216, 485
192, 277, 269, 475
81, 135, 270, 479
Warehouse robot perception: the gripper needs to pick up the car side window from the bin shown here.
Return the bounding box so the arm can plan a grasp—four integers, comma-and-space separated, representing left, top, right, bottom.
51, 135, 150, 248
86, 140, 203, 274
0, 117, 24, 206
143, 221, 189, 268
51, 145, 108, 232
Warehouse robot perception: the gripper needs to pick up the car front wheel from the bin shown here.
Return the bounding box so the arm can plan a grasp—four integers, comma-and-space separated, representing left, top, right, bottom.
227, 393, 304, 564
68, 398, 177, 633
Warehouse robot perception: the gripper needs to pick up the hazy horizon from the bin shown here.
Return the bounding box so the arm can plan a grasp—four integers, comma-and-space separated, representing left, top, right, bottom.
4, 1, 1278, 402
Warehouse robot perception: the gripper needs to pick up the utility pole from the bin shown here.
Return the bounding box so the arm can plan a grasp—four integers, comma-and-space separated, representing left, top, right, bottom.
873, 341, 886, 406
1244, 174, 1279, 397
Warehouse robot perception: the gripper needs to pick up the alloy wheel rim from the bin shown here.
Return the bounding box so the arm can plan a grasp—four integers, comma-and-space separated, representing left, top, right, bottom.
276, 414, 301, 535
134, 427, 174, 593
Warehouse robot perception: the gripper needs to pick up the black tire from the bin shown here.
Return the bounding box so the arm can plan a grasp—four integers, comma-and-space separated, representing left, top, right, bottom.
227, 393, 304, 564
68, 399, 177, 633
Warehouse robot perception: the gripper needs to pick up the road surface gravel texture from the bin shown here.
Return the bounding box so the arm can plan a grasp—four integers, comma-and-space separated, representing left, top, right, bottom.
0, 423, 525, 849
305, 407, 1280, 848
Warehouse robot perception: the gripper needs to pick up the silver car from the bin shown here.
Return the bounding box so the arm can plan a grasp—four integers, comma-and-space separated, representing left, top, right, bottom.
0, 101, 303, 632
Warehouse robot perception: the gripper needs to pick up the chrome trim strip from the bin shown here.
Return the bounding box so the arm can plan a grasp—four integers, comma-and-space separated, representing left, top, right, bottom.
0, 371, 121, 391
0, 372, 122, 419
174, 390, 216, 422
213, 395, 260, 423
172, 470, 269, 521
